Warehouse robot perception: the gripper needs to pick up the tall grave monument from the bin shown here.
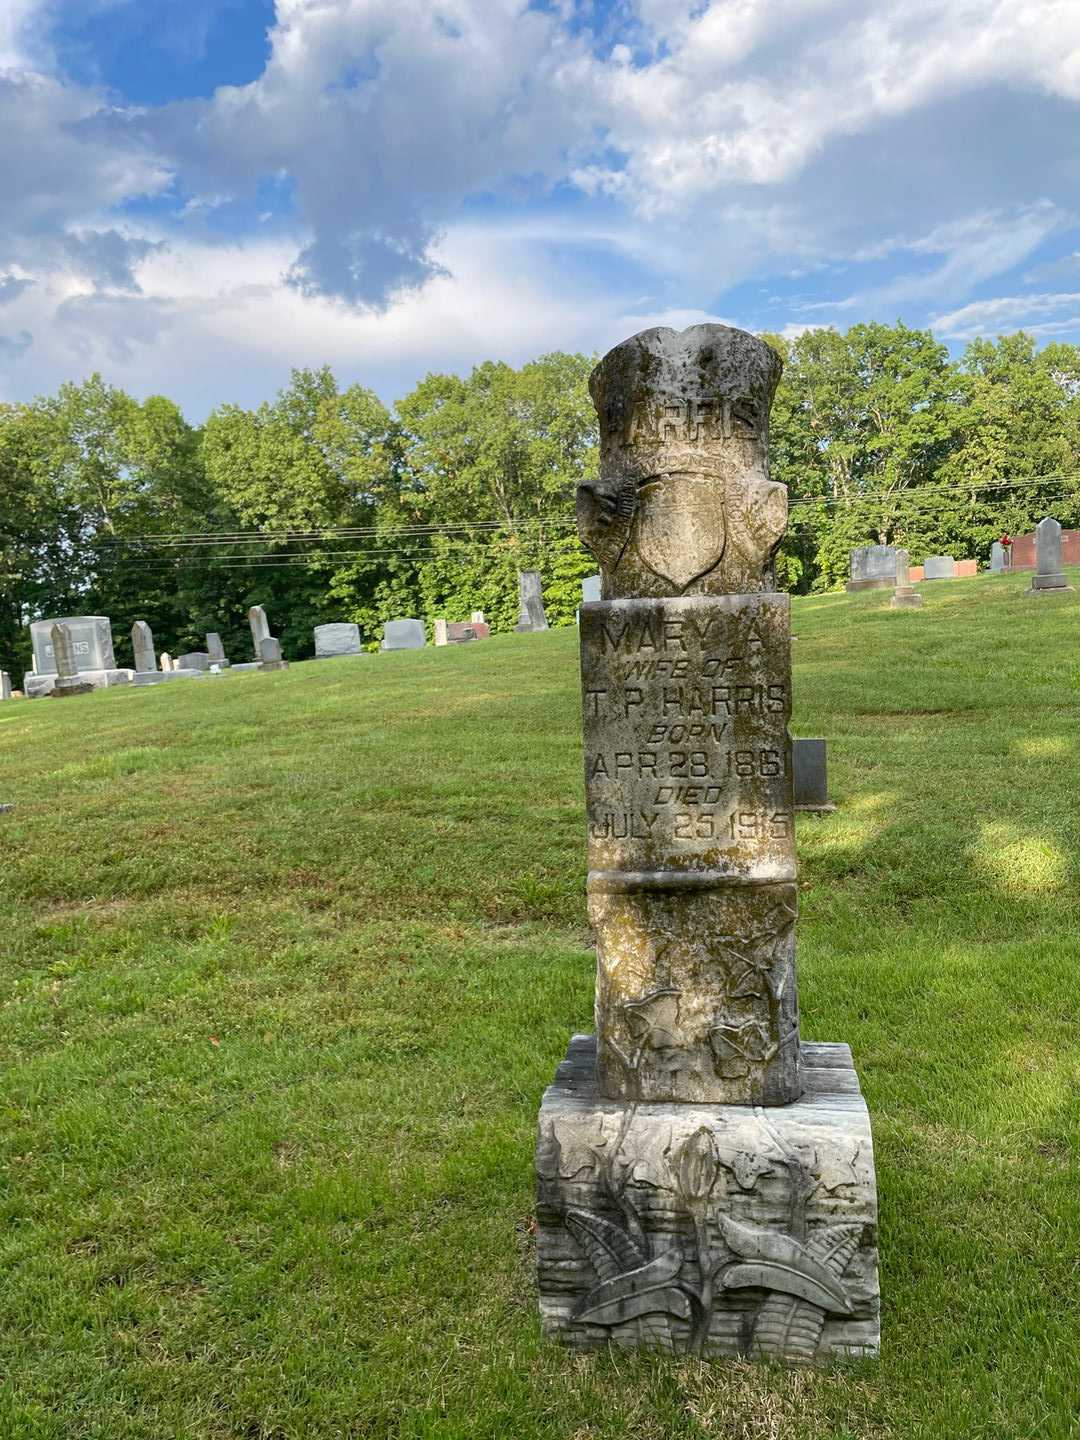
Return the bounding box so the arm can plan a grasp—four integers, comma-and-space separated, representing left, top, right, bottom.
535, 324, 879, 1365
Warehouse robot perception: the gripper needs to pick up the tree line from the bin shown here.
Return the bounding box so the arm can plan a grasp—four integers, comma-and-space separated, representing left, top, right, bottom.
2, 323, 1079, 679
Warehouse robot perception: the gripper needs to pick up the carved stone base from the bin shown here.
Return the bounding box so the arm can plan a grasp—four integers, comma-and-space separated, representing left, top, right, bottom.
536, 1035, 879, 1365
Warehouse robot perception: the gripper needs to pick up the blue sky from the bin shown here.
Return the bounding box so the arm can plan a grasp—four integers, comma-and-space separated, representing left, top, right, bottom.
1, 0, 1079, 418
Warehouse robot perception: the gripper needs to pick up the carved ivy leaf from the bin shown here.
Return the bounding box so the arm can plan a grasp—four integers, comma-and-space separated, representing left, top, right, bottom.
715, 1214, 853, 1315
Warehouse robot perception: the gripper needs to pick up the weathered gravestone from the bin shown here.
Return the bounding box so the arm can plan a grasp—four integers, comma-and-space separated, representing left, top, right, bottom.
25, 616, 132, 697
160, 652, 173, 672
381, 619, 426, 651
890, 549, 923, 610
207, 633, 229, 668
990, 542, 1005, 573
248, 606, 270, 659
314, 623, 364, 658
176, 652, 211, 672
536, 323, 880, 1365
515, 570, 550, 632
471, 611, 486, 625
50, 624, 94, 697
582, 574, 603, 604
846, 546, 898, 592
923, 555, 955, 580
1028, 516, 1073, 595
258, 637, 289, 671
131, 621, 157, 673
0, 671, 11, 701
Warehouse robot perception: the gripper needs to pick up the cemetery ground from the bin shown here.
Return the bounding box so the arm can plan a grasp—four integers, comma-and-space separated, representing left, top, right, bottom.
2, 572, 1079, 1440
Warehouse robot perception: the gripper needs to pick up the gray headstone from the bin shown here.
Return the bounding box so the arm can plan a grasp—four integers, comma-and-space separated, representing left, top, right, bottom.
793, 737, 832, 808
581, 574, 602, 604
1029, 516, 1072, 593
923, 555, 956, 580
1, 671, 11, 700
514, 570, 549, 632
847, 546, 898, 592
537, 322, 879, 1366
30, 616, 116, 675
990, 541, 1005, 573
314, 623, 363, 658
890, 548, 923, 609
206, 632, 229, 666
131, 621, 157, 673
175, 652, 211, 672
258, 636, 289, 670
248, 606, 270, 658
50, 624, 94, 696
381, 619, 426, 651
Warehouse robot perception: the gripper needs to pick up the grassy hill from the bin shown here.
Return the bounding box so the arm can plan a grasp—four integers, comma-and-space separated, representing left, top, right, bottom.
2, 569, 1079, 1440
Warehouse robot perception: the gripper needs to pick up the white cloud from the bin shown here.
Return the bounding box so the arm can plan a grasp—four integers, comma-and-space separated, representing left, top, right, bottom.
930, 291, 1080, 341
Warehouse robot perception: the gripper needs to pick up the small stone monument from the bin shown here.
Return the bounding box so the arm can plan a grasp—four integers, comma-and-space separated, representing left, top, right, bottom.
176, 652, 211, 672
248, 606, 270, 659
889, 549, 923, 609
50, 624, 94, 697
314, 623, 364, 658
258, 637, 289, 671
514, 571, 549, 632
536, 323, 880, 1365
471, 611, 486, 625
0, 671, 11, 700
1028, 517, 1073, 595
793, 737, 834, 810
923, 555, 956, 581
581, 575, 603, 604
846, 546, 898, 592
990, 541, 1005, 573
207, 633, 230, 668
131, 621, 157, 673
160, 652, 173, 672
381, 619, 426, 651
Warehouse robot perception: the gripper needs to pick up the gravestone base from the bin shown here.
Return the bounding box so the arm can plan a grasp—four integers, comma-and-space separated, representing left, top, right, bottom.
889, 589, 923, 609
52, 680, 95, 698
1027, 574, 1073, 595
228, 662, 261, 673
132, 668, 204, 686
24, 668, 134, 699
258, 659, 290, 672
537, 1035, 879, 1366
845, 577, 894, 593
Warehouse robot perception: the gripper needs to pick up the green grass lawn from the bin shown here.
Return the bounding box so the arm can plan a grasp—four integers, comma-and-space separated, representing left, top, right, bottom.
2, 569, 1079, 1440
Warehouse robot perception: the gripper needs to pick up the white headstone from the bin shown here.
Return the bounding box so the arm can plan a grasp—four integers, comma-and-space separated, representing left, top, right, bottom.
582, 574, 602, 604
248, 606, 270, 658
514, 570, 549, 632
923, 555, 956, 580
0, 671, 11, 700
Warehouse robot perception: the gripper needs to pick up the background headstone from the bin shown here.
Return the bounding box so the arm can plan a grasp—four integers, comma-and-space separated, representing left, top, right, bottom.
131, 621, 157, 673
258, 636, 289, 671
381, 619, 426, 651
846, 546, 899, 592
514, 570, 549, 631
159, 652, 173, 672
248, 606, 270, 658
890, 548, 924, 609
793, 737, 835, 808
1029, 516, 1073, 594
207, 633, 229, 667
175, 652, 211, 672
30, 616, 116, 675
990, 542, 1005, 573
923, 555, 956, 580
433, 618, 449, 647
581, 574, 602, 603
51, 624, 93, 697
314, 623, 363, 658
0, 671, 11, 700
470, 611, 486, 624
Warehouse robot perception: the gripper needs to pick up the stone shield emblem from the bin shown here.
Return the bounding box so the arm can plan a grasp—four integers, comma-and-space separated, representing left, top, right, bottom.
633, 470, 726, 590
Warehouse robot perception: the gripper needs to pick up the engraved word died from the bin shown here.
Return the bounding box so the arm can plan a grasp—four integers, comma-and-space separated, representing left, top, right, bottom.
577, 324, 786, 599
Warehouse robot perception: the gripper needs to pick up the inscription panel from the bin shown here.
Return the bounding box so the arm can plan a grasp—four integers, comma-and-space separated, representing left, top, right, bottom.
581, 594, 794, 884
